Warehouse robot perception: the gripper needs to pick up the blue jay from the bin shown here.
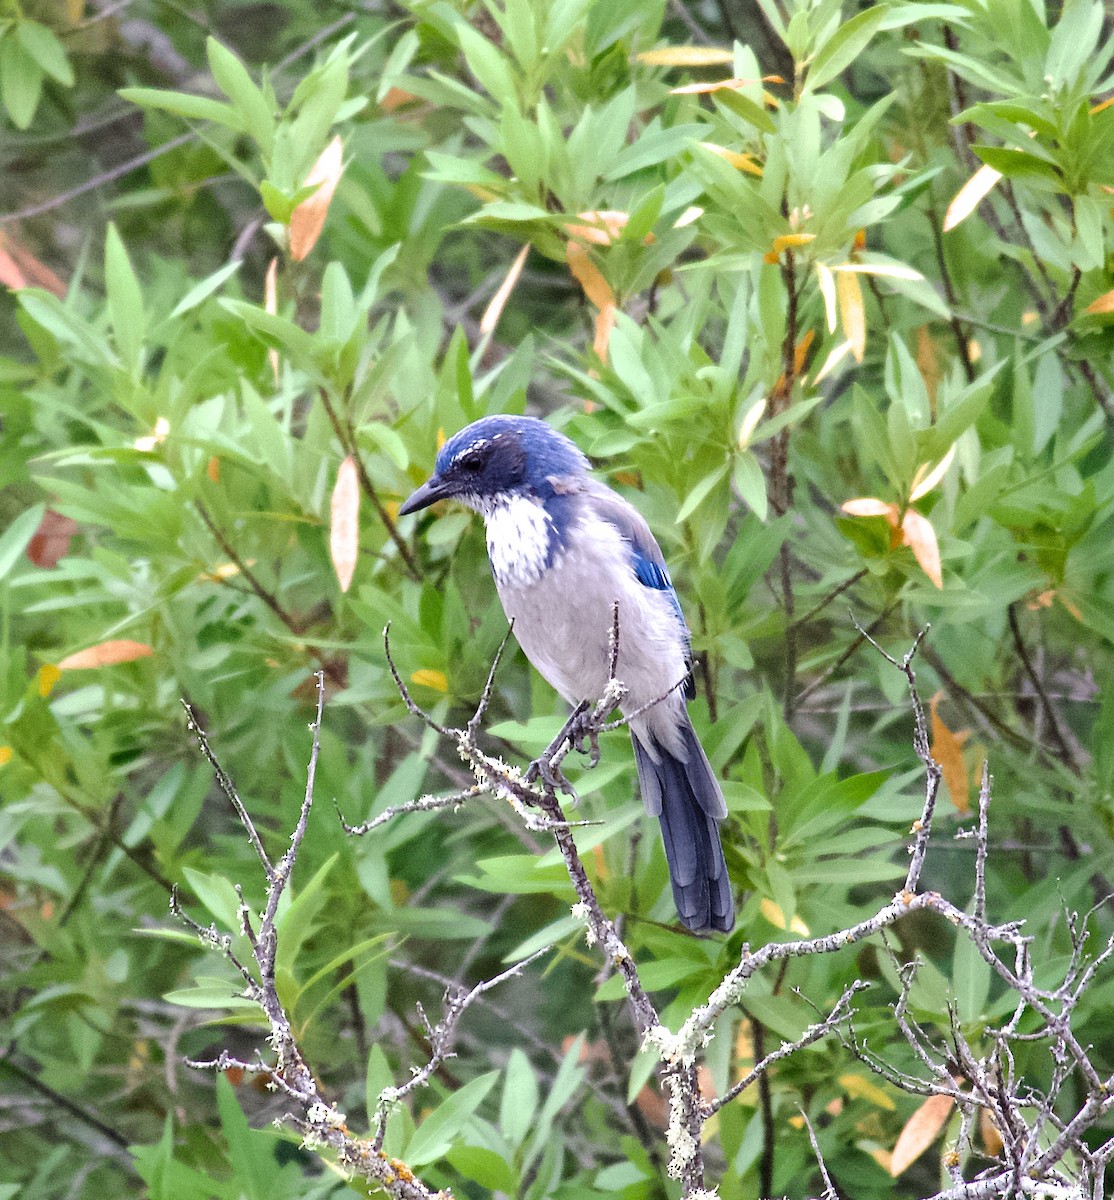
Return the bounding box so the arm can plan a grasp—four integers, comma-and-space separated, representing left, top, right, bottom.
399, 415, 733, 934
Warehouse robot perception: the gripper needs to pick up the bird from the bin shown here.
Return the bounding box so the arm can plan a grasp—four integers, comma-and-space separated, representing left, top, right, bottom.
398, 414, 733, 934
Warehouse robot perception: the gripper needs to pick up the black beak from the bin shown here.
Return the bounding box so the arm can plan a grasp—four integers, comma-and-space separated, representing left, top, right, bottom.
398, 474, 453, 516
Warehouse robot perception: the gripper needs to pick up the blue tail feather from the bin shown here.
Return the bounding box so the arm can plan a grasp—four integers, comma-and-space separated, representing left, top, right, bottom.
631, 723, 734, 934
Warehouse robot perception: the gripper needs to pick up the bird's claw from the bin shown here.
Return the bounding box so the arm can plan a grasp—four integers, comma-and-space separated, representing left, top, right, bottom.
525, 756, 577, 801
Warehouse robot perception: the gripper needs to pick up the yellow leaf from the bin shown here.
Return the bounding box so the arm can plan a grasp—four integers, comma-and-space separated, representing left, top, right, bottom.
566, 241, 615, 311
289, 136, 344, 261
671, 74, 785, 94
265, 256, 280, 381
841, 497, 897, 520
480, 243, 529, 336
37, 664, 61, 698
979, 1107, 1003, 1156
380, 86, 417, 112
593, 302, 617, 364
201, 561, 245, 582
816, 262, 837, 333
771, 233, 816, 253
1085, 289, 1114, 315
564, 210, 632, 246
1058, 591, 1083, 621
833, 261, 923, 281
836, 268, 866, 363
810, 339, 855, 385
759, 898, 809, 936
0, 746, 12, 767
738, 397, 767, 449
909, 444, 957, 502
134, 416, 170, 453
410, 668, 448, 692
698, 142, 763, 175
637, 45, 734, 67
890, 1093, 955, 1175
839, 1073, 896, 1110
673, 205, 704, 228
59, 640, 153, 669
915, 325, 943, 411
330, 454, 360, 593
868, 1146, 894, 1173
929, 694, 970, 814
900, 508, 943, 588
944, 163, 1002, 233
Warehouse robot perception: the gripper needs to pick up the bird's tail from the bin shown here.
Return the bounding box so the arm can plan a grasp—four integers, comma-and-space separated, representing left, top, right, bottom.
631, 722, 734, 934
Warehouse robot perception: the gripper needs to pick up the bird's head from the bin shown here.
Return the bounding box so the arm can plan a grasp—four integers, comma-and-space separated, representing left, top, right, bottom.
398, 415, 589, 517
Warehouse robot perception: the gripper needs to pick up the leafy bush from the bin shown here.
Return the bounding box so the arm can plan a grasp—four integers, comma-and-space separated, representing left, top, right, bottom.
2, 0, 1114, 1197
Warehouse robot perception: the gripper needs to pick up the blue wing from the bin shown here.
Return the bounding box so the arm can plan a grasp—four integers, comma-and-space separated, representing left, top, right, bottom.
584, 481, 697, 701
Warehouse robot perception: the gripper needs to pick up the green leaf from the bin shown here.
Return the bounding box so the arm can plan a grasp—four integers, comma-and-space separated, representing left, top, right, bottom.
220, 298, 319, 362
18, 290, 116, 367
216, 1074, 279, 1200
714, 88, 777, 134
499, 1048, 538, 1146
167, 260, 243, 319
972, 145, 1062, 184
182, 867, 241, 929
456, 23, 517, 104
275, 852, 338, 973
206, 38, 273, 155
952, 916, 991, 1023
119, 86, 246, 132
1073, 193, 1104, 271
0, 35, 44, 129
806, 7, 888, 92
15, 20, 73, 86
0, 503, 46, 580
404, 1071, 499, 1167
164, 981, 263, 1011
733, 452, 768, 520
444, 1145, 516, 1191
675, 461, 730, 523
104, 224, 145, 371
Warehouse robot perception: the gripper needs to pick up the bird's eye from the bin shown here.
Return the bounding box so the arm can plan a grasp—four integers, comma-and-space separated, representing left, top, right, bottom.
458, 453, 484, 472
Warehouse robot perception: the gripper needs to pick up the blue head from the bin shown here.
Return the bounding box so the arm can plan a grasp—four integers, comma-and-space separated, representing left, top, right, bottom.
399, 415, 589, 517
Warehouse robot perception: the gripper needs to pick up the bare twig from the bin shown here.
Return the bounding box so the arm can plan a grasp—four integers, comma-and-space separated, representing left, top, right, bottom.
180, 701, 273, 878
177, 673, 453, 1199
371, 948, 550, 1152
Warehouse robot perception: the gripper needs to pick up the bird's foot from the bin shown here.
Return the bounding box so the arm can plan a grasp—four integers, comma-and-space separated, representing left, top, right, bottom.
525, 756, 577, 800
566, 710, 601, 771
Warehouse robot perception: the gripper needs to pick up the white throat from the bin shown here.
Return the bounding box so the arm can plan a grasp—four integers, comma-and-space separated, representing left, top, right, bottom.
479, 494, 554, 588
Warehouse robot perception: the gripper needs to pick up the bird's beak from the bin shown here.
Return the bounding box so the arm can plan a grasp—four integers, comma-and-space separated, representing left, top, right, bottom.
398, 474, 453, 516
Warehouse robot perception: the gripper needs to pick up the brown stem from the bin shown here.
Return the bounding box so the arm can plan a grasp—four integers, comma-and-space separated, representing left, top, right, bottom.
1007, 603, 1077, 769
195, 500, 346, 686
772, 251, 800, 719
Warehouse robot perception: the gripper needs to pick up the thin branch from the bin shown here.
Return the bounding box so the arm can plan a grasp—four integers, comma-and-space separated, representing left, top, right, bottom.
1007, 603, 1077, 768
338, 785, 486, 835
383, 624, 456, 738
371, 948, 550, 1152
706, 982, 867, 1115
180, 701, 273, 878
0, 1047, 136, 1159
178, 674, 449, 1199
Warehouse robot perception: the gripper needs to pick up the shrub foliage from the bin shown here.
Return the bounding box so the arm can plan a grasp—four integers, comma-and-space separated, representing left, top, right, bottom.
2, 0, 1114, 1197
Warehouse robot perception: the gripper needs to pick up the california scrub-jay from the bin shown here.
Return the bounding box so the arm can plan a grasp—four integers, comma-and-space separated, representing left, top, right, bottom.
399, 415, 733, 934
